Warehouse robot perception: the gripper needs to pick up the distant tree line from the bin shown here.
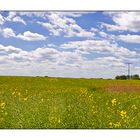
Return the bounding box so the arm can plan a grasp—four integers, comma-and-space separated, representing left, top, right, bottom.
115, 74, 140, 80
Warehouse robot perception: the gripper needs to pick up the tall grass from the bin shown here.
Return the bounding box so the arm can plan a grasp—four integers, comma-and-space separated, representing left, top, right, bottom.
0, 76, 140, 128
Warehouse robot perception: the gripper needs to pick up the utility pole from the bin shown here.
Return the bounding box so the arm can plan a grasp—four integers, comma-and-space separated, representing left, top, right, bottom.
127, 63, 132, 80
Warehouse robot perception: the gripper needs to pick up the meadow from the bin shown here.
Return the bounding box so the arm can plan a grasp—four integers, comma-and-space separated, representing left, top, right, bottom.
0, 76, 140, 129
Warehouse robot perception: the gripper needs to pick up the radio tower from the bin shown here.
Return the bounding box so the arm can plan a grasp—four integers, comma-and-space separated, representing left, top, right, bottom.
127, 63, 132, 80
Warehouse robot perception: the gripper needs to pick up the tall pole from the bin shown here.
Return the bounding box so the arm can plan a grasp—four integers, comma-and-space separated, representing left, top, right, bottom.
127, 63, 131, 80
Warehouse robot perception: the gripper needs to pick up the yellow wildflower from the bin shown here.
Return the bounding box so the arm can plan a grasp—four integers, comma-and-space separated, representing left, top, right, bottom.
114, 122, 121, 128
131, 105, 137, 110
12, 92, 15, 95
109, 122, 113, 128
0, 102, 6, 109
120, 110, 127, 119
111, 98, 117, 106
49, 116, 59, 123
89, 95, 92, 98
23, 97, 28, 101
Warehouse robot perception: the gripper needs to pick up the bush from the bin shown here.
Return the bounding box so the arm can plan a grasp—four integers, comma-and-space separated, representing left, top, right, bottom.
116, 74, 140, 80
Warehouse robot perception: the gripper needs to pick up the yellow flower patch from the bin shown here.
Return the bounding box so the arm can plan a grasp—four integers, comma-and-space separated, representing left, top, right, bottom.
120, 110, 127, 119
0, 102, 6, 109
111, 99, 117, 106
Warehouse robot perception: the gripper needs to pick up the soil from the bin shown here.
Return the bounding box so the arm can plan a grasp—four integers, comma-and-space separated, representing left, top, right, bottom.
105, 84, 140, 93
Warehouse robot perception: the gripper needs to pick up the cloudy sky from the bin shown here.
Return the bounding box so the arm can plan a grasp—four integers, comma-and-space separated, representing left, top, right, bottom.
0, 11, 140, 78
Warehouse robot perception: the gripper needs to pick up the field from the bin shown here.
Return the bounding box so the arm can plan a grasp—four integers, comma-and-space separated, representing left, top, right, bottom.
0, 76, 140, 129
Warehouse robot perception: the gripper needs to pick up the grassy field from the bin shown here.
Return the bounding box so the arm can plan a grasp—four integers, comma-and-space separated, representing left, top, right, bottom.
0, 76, 140, 129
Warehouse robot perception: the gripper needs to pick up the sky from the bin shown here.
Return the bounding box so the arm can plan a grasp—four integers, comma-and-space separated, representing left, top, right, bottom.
0, 11, 140, 78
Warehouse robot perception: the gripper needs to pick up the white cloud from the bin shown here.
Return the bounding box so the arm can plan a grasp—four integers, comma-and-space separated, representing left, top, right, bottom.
17, 31, 47, 41
18, 12, 84, 19
102, 23, 124, 31
1, 12, 94, 38
31, 47, 60, 62
0, 43, 84, 77
118, 34, 140, 43
6, 12, 26, 25
0, 43, 139, 78
0, 28, 47, 41
0, 12, 140, 78
0, 44, 83, 67
38, 12, 95, 38
94, 56, 125, 67
6, 12, 16, 20
0, 14, 5, 25
38, 22, 61, 36
0, 44, 23, 54
83, 56, 125, 70
12, 16, 26, 25
103, 12, 140, 32
61, 40, 139, 57
18, 12, 47, 19
1, 28, 16, 38
99, 31, 108, 38
90, 27, 99, 32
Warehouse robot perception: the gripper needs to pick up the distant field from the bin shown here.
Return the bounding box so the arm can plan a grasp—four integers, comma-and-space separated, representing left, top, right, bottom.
0, 76, 140, 128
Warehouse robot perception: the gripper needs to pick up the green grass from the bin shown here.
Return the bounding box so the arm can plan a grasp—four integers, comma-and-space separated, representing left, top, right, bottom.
0, 76, 140, 128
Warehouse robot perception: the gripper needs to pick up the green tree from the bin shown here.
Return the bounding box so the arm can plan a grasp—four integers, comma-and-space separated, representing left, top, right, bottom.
115, 75, 127, 80
131, 74, 140, 80
115, 75, 120, 80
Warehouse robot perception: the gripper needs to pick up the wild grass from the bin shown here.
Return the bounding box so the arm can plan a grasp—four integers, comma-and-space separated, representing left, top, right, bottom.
0, 76, 140, 128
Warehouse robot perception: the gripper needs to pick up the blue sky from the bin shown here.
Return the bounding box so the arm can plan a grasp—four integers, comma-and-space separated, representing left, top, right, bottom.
0, 11, 140, 78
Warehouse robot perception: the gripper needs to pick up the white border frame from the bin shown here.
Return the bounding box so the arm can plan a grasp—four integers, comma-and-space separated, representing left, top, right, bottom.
0, 130, 140, 140
0, 1, 140, 140
0, 0, 140, 10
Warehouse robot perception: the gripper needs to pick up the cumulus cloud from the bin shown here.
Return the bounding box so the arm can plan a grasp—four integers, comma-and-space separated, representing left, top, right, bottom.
0, 44, 23, 54
103, 12, 140, 32
1, 28, 16, 38
61, 40, 139, 57
0, 12, 26, 25
6, 12, 16, 20
38, 12, 95, 38
0, 12, 140, 78
118, 34, 140, 43
12, 16, 26, 25
0, 43, 82, 63
0, 28, 47, 41
6, 12, 26, 25
17, 31, 47, 41
98, 31, 108, 38
18, 12, 84, 19
83, 56, 125, 70
1, 12, 94, 38
0, 42, 139, 78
